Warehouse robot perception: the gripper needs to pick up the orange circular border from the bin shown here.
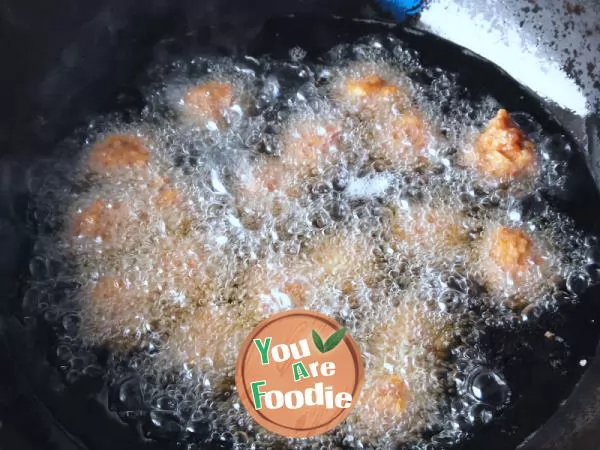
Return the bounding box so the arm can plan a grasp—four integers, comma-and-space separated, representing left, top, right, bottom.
235, 309, 365, 438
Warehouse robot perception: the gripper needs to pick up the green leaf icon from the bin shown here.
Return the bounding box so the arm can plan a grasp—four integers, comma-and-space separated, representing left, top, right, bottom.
323, 327, 347, 353
312, 330, 325, 352
312, 327, 347, 353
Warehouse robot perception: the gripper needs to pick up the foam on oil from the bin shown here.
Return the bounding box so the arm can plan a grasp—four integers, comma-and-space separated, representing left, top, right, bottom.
23, 35, 599, 449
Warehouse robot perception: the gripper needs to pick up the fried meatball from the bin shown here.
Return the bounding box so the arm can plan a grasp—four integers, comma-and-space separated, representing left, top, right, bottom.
182, 80, 236, 129
308, 232, 377, 282
359, 374, 412, 423
69, 178, 190, 254
333, 64, 410, 117
81, 276, 153, 351
162, 305, 250, 374
152, 236, 225, 314
234, 159, 302, 231
479, 225, 546, 294
237, 232, 379, 319
239, 159, 302, 199
70, 198, 136, 250
390, 201, 471, 259
87, 134, 150, 177
345, 75, 402, 100
279, 116, 345, 175
234, 117, 345, 229
355, 296, 453, 435
307, 232, 380, 309
370, 110, 431, 168
468, 109, 537, 182
238, 263, 313, 320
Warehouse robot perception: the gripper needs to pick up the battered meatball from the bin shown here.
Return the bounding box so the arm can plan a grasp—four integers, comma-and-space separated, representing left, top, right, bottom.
279, 115, 345, 176
81, 276, 154, 351
308, 232, 377, 284
238, 262, 313, 320
234, 159, 302, 231
355, 296, 453, 435
152, 235, 225, 313
359, 374, 412, 423
237, 232, 379, 320
370, 109, 432, 169
69, 179, 190, 254
345, 75, 403, 101
70, 198, 137, 251
162, 305, 250, 374
390, 201, 471, 259
307, 232, 380, 310
467, 109, 537, 182
333, 64, 410, 117
240, 159, 303, 200
181, 80, 237, 129
234, 116, 346, 230
87, 134, 150, 177
477, 224, 555, 300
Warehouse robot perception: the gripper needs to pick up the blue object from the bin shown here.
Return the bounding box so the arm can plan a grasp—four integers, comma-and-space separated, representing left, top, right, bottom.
377, 0, 426, 21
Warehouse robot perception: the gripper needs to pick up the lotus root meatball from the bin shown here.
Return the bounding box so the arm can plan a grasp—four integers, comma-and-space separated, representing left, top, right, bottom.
152, 237, 224, 313
358, 374, 412, 426
309, 233, 376, 279
468, 109, 537, 182
162, 306, 250, 374
70, 198, 136, 250
279, 116, 345, 175
69, 178, 191, 255
239, 159, 302, 201
390, 202, 471, 257
182, 80, 237, 129
87, 134, 150, 177
355, 297, 453, 433
333, 64, 410, 117
238, 263, 313, 320
370, 110, 431, 168
478, 224, 556, 300
81, 276, 154, 351
234, 160, 302, 231
307, 233, 380, 308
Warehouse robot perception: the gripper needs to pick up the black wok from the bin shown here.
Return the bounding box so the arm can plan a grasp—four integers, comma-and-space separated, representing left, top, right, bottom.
1, 1, 600, 449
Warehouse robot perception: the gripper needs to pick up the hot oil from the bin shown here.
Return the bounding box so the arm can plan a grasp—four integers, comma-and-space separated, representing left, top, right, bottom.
22, 28, 600, 450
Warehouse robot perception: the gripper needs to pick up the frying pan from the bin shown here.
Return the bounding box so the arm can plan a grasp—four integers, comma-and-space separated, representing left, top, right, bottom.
1, 0, 600, 449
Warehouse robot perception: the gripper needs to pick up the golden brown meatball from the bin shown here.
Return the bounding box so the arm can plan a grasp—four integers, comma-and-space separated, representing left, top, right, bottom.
354, 296, 453, 435
182, 80, 236, 128
308, 232, 379, 290
479, 225, 545, 295
152, 236, 224, 313
239, 263, 312, 319
69, 177, 191, 255
233, 159, 303, 231
81, 276, 153, 351
489, 227, 537, 277
279, 116, 345, 175
161, 306, 250, 374
240, 159, 302, 199
468, 109, 537, 182
390, 202, 471, 258
332, 65, 410, 118
306, 232, 381, 312
87, 134, 150, 177
237, 233, 379, 320
370, 110, 431, 168
358, 374, 412, 423
71, 198, 133, 246
344, 75, 406, 107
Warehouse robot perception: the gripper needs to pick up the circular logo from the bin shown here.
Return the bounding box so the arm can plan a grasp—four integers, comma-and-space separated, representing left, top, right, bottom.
235, 310, 364, 438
